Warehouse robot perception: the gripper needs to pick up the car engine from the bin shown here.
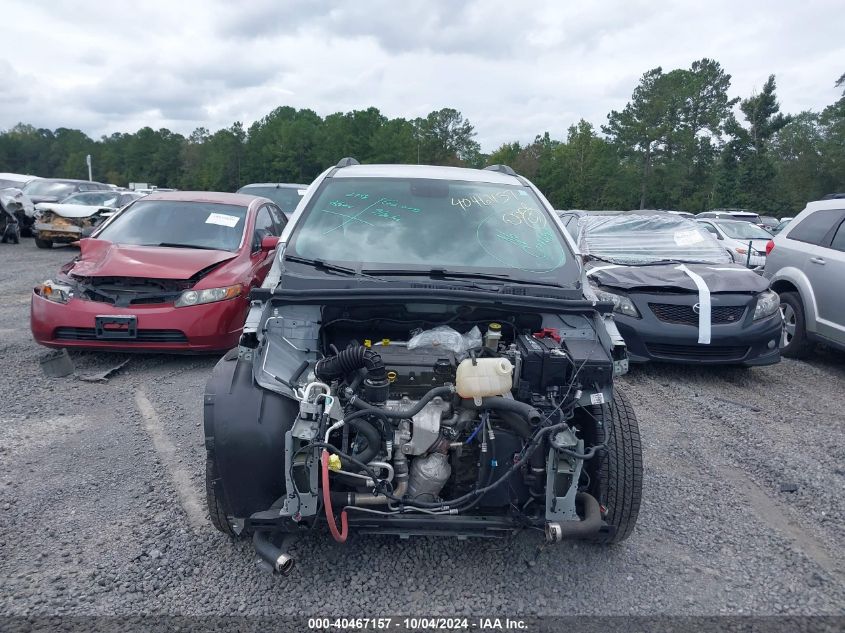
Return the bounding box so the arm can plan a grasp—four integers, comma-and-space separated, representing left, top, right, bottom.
275, 316, 615, 545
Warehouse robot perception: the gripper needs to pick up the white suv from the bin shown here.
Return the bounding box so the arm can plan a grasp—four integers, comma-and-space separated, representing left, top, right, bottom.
764, 198, 845, 357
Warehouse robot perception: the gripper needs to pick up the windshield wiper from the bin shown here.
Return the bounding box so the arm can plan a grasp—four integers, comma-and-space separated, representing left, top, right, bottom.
154, 242, 221, 250
363, 268, 562, 288
284, 255, 388, 282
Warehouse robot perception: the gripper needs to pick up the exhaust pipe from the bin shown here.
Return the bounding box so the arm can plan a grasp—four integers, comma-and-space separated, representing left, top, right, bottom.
253, 531, 295, 575
545, 492, 603, 542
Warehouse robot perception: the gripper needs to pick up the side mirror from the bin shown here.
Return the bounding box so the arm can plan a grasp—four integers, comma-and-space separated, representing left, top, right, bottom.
80, 227, 95, 238
260, 235, 280, 251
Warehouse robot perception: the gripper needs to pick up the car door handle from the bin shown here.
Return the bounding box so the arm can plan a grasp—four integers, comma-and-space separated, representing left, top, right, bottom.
810, 257, 826, 265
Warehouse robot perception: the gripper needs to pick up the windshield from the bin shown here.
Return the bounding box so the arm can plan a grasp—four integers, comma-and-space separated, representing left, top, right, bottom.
96, 200, 248, 252
715, 220, 772, 240
578, 214, 731, 265
61, 192, 121, 206
23, 181, 76, 198
287, 177, 574, 280
238, 185, 304, 215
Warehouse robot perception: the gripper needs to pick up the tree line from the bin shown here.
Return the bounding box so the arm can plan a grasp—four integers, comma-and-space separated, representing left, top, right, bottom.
0, 59, 842, 216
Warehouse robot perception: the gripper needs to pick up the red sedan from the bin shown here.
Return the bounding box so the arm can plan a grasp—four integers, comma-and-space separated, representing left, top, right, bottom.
31, 191, 286, 353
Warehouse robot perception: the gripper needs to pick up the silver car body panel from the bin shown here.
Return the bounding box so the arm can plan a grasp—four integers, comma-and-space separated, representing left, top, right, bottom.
764, 200, 845, 348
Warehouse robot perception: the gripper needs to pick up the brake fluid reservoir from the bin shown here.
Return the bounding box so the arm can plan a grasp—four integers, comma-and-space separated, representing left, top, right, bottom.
455, 357, 514, 404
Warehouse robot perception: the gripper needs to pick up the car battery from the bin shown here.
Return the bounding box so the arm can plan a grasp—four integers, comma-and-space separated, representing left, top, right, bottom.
513, 334, 572, 394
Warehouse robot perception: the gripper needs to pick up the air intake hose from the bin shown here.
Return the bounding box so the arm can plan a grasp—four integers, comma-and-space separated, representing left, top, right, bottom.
315, 346, 387, 382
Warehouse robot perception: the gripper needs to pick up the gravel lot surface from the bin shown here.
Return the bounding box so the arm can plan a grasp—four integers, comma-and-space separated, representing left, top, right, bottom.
1, 241, 843, 617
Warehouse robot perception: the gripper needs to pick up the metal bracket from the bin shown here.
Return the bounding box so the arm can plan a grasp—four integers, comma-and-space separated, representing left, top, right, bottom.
545, 428, 584, 522
281, 430, 319, 518
401, 398, 449, 455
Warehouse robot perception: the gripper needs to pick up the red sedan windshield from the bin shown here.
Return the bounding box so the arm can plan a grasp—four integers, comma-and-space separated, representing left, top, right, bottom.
97, 200, 248, 252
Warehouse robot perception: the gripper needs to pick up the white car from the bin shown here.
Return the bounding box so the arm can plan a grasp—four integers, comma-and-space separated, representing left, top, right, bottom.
33, 190, 145, 248
697, 219, 773, 267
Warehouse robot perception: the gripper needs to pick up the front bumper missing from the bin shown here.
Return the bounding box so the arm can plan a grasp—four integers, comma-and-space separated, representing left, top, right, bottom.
246, 508, 613, 540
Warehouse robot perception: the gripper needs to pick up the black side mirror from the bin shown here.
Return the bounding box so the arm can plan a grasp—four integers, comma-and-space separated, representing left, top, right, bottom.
81, 227, 95, 238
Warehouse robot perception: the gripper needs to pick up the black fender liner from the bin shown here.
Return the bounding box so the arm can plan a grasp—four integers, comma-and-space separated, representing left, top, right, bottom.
204, 352, 297, 520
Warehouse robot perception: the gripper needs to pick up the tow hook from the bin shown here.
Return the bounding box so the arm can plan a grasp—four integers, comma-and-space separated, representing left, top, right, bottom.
253, 531, 295, 575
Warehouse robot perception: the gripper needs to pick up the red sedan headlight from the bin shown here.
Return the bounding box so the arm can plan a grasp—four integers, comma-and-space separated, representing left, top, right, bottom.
34, 280, 73, 304
175, 284, 241, 308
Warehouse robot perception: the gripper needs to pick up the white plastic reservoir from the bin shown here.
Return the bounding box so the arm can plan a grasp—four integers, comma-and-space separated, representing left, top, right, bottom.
455, 357, 514, 403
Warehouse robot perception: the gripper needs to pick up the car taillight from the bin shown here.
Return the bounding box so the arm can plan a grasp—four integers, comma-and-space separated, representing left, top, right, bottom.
765, 240, 775, 256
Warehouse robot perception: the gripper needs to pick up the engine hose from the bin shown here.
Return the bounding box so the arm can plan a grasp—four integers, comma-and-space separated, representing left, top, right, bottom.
321, 450, 348, 543
316, 346, 387, 382
494, 411, 532, 439
343, 408, 391, 442
550, 431, 605, 460
351, 385, 455, 419
339, 418, 382, 469
466, 397, 543, 426
551, 492, 602, 537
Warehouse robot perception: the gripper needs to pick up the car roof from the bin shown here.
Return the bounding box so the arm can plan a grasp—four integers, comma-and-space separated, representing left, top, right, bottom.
239, 183, 307, 189
0, 172, 38, 181
35, 178, 104, 185
329, 163, 523, 185
701, 210, 758, 216
805, 199, 845, 212
141, 191, 260, 206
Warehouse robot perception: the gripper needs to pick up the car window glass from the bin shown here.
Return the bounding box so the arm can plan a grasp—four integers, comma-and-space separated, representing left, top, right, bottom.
830, 220, 845, 252
96, 200, 247, 252
268, 204, 286, 231
237, 186, 304, 215
290, 177, 574, 280
253, 206, 275, 249
788, 209, 845, 246
701, 223, 718, 234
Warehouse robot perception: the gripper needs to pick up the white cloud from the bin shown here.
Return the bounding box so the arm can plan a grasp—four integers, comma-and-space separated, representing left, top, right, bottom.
0, 0, 842, 150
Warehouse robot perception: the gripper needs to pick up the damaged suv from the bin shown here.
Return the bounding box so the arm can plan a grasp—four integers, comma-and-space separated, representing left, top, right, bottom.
204, 161, 641, 573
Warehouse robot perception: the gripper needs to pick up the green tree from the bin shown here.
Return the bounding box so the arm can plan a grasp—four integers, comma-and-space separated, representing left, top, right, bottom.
415, 108, 481, 166
603, 68, 668, 209
730, 75, 792, 211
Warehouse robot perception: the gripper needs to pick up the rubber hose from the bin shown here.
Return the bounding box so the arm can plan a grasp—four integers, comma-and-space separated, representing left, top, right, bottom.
494, 411, 532, 439
339, 418, 382, 470
321, 450, 348, 543
352, 385, 454, 419
464, 396, 543, 426
553, 492, 603, 537
316, 346, 387, 382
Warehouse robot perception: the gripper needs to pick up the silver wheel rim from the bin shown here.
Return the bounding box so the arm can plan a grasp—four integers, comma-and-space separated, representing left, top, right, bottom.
780, 303, 796, 348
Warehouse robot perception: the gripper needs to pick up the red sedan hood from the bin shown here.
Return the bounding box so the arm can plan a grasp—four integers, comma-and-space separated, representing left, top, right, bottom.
71, 239, 237, 279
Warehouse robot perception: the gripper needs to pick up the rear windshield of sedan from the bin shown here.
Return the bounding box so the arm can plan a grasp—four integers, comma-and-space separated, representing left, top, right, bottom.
238, 186, 304, 214
23, 181, 76, 198
714, 220, 772, 240
288, 177, 574, 279
579, 215, 731, 265
61, 192, 121, 206
96, 200, 247, 252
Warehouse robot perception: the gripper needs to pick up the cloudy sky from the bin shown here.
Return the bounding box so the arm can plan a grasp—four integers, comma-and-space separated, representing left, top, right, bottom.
1, 0, 842, 151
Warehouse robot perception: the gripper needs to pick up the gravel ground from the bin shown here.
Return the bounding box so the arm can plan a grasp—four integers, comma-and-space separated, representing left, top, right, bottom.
0, 240, 843, 617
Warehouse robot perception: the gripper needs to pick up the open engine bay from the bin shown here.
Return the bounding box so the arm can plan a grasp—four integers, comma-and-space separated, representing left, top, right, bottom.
230, 298, 628, 544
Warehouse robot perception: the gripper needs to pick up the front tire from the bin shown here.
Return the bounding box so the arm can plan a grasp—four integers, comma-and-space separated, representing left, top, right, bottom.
779, 292, 813, 359
34, 238, 53, 249
588, 388, 642, 544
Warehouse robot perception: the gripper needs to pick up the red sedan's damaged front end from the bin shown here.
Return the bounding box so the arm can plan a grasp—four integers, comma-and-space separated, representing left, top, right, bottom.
31, 286, 247, 352
30, 237, 255, 353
